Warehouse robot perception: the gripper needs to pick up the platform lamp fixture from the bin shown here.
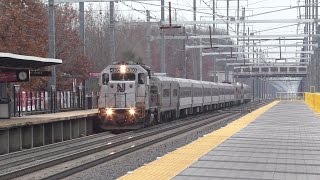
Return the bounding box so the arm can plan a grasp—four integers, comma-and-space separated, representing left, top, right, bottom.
13, 84, 21, 117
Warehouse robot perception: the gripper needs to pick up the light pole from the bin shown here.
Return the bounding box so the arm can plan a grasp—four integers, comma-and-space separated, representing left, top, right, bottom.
48, 0, 161, 89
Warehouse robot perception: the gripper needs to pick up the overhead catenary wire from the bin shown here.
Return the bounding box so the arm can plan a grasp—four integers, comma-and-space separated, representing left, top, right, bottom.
247, 1, 320, 17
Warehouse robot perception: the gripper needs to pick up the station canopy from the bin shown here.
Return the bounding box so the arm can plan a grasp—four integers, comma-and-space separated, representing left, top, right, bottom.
0, 52, 62, 69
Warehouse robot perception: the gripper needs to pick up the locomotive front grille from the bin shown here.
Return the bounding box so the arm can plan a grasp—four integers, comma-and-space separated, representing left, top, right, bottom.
115, 94, 127, 108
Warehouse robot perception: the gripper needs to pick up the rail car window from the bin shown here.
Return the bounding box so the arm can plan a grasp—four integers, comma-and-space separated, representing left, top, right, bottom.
212, 88, 219, 96
219, 88, 224, 95
204, 88, 211, 96
226, 89, 231, 95
111, 73, 135, 81
225, 89, 229, 95
102, 73, 109, 85
193, 88, 203, 97
150, 85, 158, 94
180, 87, 192, 98
138, 73, 145, 84
163, 89, 170, 97
173, 89, 178, 97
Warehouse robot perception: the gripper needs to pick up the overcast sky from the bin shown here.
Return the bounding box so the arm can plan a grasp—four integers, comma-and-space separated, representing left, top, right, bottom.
83, 0, 309, 91
102, 0, 307, 59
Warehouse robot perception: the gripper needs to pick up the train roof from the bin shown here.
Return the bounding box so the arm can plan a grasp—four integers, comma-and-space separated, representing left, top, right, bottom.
152, 75, 248, 89
153, 76, 193, 83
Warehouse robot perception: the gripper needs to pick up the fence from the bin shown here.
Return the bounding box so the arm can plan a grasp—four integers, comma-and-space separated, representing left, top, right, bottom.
12, 89, 99, 117
276, 92, 304, 101
304, 93, 320, 113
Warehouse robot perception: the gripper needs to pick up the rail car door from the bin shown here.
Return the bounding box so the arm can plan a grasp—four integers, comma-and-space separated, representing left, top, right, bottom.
136, 73, 148, 108
149, 85, 159, 108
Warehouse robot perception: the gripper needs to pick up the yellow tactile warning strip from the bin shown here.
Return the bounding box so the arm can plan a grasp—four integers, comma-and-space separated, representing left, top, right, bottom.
118, 101, 279, 180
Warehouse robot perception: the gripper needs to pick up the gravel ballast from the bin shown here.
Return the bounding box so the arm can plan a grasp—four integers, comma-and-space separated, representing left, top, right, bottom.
64, 113, 241, 180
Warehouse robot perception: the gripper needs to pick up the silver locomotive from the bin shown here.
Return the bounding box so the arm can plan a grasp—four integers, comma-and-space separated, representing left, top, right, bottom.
98, 62, 251, 130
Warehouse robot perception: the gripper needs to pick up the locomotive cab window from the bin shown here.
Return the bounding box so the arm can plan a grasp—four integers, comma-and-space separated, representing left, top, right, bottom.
138, 73, 145, 84
102, 73, 109, 85
111, 73, 135, 81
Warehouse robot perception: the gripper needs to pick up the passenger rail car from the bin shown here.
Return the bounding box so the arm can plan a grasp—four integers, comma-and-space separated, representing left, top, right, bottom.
98, 62, 252, 130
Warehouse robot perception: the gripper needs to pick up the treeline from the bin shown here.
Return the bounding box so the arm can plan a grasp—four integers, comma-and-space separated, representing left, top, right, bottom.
0, 0, 234, 91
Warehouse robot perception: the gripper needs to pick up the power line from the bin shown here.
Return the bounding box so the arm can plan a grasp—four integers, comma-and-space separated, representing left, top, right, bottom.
248, 2, 320, 17
137, 1, 228, 17
121, 2, 159, 20
247, 0, 273, 6
136, 1, 159, 20
255, 24, 298, 33
201, 0, 238, 34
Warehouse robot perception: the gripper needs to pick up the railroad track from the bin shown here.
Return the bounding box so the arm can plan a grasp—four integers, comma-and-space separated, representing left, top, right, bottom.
0, 101, 269, 180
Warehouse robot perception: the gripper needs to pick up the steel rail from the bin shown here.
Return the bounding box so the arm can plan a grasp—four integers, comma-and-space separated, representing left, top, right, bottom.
44, 113, 240, 180
0, 101, 268, 180
0, 112, 232, 179
42, 101, 270, 180
0, 111, 223, 170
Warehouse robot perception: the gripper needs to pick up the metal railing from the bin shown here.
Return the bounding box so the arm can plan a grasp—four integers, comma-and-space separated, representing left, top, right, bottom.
276, 92, 305, 101
12, 90, 99, 117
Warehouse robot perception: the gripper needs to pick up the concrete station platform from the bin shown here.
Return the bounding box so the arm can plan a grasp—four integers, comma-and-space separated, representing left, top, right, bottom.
120, 101, 320, 180
0, 109, 98, 155
0, 109, 97, 129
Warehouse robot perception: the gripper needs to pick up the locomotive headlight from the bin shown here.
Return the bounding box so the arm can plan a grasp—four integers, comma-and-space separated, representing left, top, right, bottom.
120, 65, 126, 74
129, 108, 135, 115
106, 108, 113, 116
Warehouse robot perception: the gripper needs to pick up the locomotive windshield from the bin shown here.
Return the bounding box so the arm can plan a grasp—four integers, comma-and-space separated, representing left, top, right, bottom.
111, 73, 135, 81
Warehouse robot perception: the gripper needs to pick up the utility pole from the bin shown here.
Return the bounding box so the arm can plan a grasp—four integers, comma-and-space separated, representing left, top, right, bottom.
237, 0, 239, 53
200, 38, 203, 80
213, 0, 215, 32
110, 1, 115, 63
252, 78, 255, 101
193, 0, 196, 34
160, 0, 165, 73
305, 0, 310, 89
175, 8, 177, 21
146, 10, 151, 66
247, 27, 249, 60
48, 0, 56, 88
227, 0, 229, 34
193, 0, 198, 80
213, 0, 216, 82
242, 7, 245, 65
225, 63, 229, 82
316, 0, 319, 91
183, 27, 187, 78
79, 2, 85, 54
279, 38, 282, 59
253, 39, 255, 60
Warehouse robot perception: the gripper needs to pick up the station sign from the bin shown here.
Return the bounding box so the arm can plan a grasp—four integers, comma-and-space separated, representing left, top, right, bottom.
0, 70, 30, 83
30, 70, 51, 77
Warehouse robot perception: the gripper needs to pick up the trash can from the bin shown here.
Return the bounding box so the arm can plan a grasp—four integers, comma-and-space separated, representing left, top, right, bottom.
0, 98, 11, 119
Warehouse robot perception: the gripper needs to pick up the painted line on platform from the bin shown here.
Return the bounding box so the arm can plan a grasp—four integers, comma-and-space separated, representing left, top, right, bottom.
119, 101, 279, 180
